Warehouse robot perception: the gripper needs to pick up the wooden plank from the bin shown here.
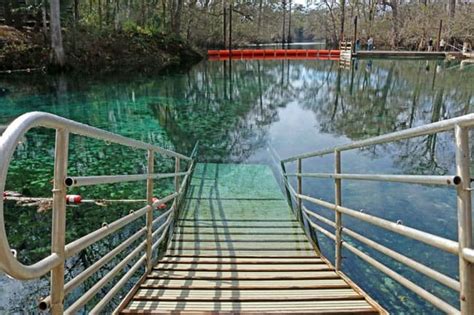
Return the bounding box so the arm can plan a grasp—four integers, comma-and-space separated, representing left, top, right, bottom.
181, 201, 295, 221
175, 227, 303, 233
146, 270, 337, 280
140, 279, 350, 289
133, 293, 364, 302
158, 257, 322, 264
173, 234, 309, 241
121, 310, 378, 314
177, 222, 301, 228
118, 163, 385, 314
123, 300, 377, 312
121, 309, 378, 314
178, 219, 299, 222
169, 243, 313, 250
172, 239, 310, 243
166, 250, 317, 257
174, 231, 307, 235
154, 263, 327, 271
134, 288, 361, 299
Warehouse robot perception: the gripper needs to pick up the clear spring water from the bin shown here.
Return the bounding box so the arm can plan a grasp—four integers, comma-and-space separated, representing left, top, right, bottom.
0, 58, 473, 313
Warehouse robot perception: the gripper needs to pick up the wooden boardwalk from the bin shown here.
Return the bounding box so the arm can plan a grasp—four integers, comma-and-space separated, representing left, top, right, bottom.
119, 163, 384, 314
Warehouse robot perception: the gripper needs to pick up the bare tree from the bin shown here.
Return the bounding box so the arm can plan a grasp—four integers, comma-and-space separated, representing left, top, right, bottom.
50, 0, 65, 68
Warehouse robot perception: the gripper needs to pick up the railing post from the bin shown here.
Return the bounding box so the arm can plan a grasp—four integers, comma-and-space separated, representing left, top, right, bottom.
146, 149, 154, 272
50, 129, 69, 315
175, 158, 180, 193
175, 157, 180, 206
280, 162, 293, 211
297, 158, 303, 221
455, 125, 474, 315
335, 150, 342, 271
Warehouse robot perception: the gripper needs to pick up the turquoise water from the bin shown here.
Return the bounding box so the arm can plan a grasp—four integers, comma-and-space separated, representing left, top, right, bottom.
0, 59, 473, 313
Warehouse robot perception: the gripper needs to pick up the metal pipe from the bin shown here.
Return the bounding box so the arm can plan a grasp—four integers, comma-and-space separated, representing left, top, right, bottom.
303, 206, 336, 227
152, 205, 173, 229
65, 172, 189, 187
297, 158, 303, 221
146, 149, 154, 272
455, 125, 474, 314
64, 205, 149, 258
334, 150, 342, 271
64, 240, 146, 314
90, 255, 146, 313
152, 214, 173, 239
343, 227, 460, 291
50, 129, 69, 315
282, 112, 474, 162
0, 112, 192, 281
342, 241, 460, 314
175, 157, 180, 207
284, 173, 461, 186
38, 227, 146, 311
152, 220, 172, 253
296, 193, 459, 255
463, 248, 474, 263
280, 161, 294, 211
303, 212, 335, 241
3, 112, 191, 160
151, 192, 178, 210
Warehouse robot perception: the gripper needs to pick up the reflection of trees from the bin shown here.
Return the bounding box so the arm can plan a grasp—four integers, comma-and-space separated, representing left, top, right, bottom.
289, 60, 472, 174
149, 61, 283, 162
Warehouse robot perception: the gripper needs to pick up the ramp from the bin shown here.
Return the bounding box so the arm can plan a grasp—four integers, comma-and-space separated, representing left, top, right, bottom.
119, 163, 382, 314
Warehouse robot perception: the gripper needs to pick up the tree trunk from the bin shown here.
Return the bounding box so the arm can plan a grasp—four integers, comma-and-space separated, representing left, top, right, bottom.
4, 0, 12, 25
172, 0, 183, 35
141, 0, 146, 25
340, 0, 346, 41
383, 0, 399, 48
42, 0, 48, 40
257, 0, 263, 42
114, 0, 120, 31
281, 0, 286, 47
50, 0, 66, 68
448, 0, 455, 19
98, 0, 102, 30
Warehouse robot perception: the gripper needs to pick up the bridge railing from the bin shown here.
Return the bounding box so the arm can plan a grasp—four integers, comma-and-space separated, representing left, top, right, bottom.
0, 112, 197, 314
280, 113, 474, 315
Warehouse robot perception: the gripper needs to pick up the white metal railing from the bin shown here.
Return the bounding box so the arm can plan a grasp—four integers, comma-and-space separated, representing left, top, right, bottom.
280, 113, 474, 315
0, 112, 198, 314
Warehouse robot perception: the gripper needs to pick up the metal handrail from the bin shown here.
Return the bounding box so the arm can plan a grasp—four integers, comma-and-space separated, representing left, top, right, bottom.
280, 113, 474, 314
282, 113, 474, 163
0, 112, 197, 314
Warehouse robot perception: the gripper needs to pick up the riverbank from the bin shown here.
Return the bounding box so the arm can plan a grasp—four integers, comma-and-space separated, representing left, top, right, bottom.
0, 26, 203, 74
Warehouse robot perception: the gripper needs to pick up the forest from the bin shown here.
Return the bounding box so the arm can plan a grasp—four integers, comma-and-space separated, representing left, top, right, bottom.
0, 0, 473, 70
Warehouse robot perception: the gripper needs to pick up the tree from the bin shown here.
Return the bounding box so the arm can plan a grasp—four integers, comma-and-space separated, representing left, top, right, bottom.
448, 0, 455, 19
50, 0, 66, 68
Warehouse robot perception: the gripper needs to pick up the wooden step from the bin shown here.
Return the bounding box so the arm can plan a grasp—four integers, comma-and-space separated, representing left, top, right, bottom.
166, 249, 317, 257
173, 234, 309, 241
159, 257, 323, 264
140, 278, 350, 289
175, 226, 304, 233
169, 242, 313, 250
133, 288, 362, 300
122, 300, 377, 313
177, 220, 300, 227
119, 163, 384, 314
154, 263, 327, 271
147, 270, 337, 280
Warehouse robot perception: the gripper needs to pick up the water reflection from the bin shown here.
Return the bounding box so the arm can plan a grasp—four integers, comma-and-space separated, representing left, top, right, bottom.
0, 58, 472, 313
